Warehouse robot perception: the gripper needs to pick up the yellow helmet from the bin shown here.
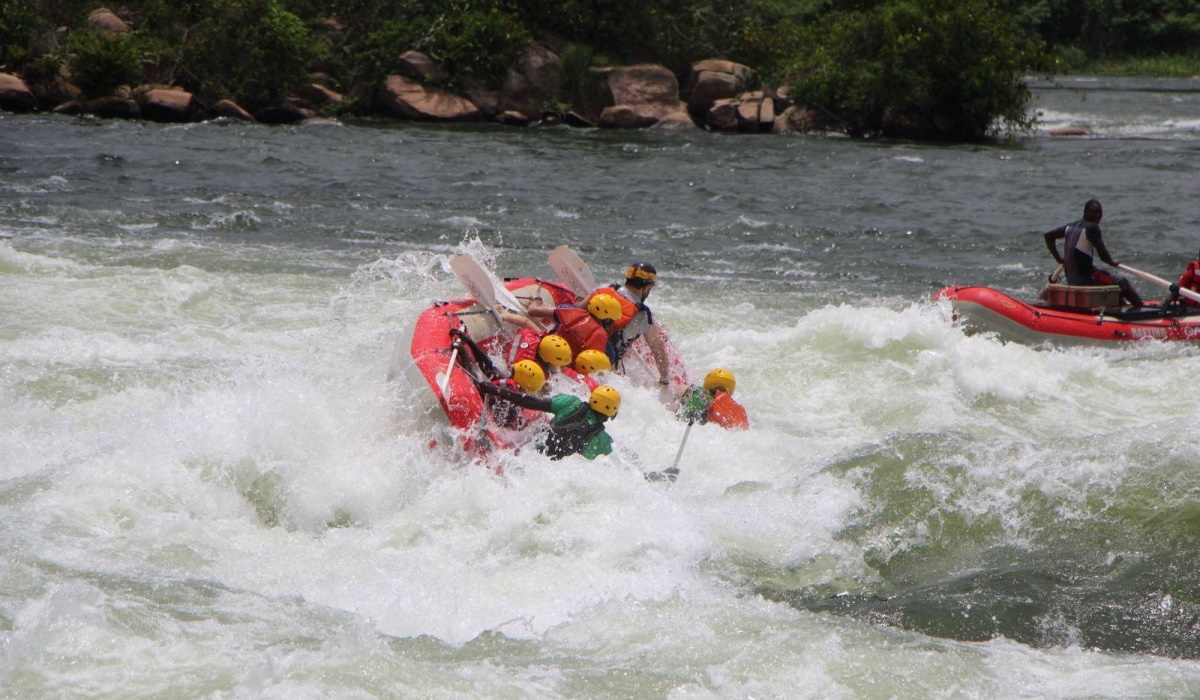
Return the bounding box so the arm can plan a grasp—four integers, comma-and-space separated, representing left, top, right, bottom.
589, 385, 620, 417
574, 349, 611, 375
587, 293, 622, 322
512, 360, 546, 393
538, 334, 572, 367
703, 368, 736, 395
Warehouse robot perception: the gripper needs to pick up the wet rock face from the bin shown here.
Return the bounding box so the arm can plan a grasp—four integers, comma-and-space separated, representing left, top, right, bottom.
594, 64, 694, 131
0, 73, 38, 112
87, 8, 131, 35
377, 74, 483, 122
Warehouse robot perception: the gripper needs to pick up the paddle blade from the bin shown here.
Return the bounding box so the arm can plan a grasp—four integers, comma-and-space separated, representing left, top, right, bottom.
547, 246, 597, 297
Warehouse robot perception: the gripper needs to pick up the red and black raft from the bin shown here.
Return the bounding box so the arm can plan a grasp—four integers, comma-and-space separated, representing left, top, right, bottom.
936, 284, 1200, 346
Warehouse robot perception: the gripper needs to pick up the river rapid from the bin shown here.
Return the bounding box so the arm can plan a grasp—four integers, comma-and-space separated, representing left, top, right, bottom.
3, 76, 1200, 698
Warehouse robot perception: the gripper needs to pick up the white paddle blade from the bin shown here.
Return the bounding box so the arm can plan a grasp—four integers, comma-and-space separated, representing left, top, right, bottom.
450, 255, 497, 308
451, 254, 525, 315
547, 246, 597, 297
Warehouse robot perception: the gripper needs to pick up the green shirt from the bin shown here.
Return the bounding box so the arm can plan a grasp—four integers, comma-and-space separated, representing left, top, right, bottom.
548, 394, 613, 460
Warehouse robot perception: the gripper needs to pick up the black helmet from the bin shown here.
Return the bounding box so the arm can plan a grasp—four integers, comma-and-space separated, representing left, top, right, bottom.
625, 262, 657, 288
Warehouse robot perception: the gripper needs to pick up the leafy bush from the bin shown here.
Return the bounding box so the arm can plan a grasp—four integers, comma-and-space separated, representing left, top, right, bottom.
787, 0, 1051, 139
0, 0, 41, 68
68, 30, 144, 97
180, 0, 313, 112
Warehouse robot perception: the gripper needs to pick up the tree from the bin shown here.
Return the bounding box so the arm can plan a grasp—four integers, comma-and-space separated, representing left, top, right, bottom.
788, 0, 1052, 139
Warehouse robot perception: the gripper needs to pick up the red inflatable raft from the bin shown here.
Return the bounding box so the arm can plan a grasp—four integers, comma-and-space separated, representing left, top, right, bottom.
936, 285, 1200, 346
408, 276, 579, 456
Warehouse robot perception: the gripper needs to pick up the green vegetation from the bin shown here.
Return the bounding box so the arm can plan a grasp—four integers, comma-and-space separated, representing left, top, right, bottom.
180, 0, 313, 112
1072, 53, 1200, 77
788, 0, 1051, 138
67, 29, 142, 97
0, 0, 1198, 137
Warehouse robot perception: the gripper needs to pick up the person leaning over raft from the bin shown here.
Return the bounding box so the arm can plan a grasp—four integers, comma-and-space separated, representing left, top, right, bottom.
585, 262, 673, 386
474, 379, 621, 460
677, 369, 749, 430
1043, 199, 1143, 308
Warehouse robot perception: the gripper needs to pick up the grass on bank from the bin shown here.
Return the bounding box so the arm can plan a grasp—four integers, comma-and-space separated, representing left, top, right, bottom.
1058, 49, 1200, 77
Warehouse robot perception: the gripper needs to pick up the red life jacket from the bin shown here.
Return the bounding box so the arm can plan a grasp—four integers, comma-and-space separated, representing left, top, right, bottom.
708, 390, 749, 430
1178, 261, 1200, 308
586, 285, 641, 331
553, 306, 609, 357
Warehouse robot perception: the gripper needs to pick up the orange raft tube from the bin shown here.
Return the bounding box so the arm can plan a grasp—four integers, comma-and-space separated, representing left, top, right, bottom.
935, 286, 1200, 346
408, 277, 577, 455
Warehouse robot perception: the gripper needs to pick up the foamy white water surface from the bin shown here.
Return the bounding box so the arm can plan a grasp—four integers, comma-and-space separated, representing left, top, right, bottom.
4, 78, 1200, 698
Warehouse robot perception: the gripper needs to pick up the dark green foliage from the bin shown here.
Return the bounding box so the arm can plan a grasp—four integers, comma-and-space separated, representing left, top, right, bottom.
432, 4, 529, 87
1012, 0, 1200, 58
0, 0, 45, 68
788, 0, 1051, 139
180, 0, 313, 112
68, 30, 144, 97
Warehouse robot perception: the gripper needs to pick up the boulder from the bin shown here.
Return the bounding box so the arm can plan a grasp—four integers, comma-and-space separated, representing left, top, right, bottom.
499, 44, 561, 119
773, 105, 830, 134
138, 88, 198, 122
87, 8, 130, 35
210, 99, 255, 122
706, 98, 739, 131
30, 76, 80, 108
757, 92, 775, 131
497, 110, 533, 126
86, 96, 139, 119
256, 100, 314, 124
53, 100, 86, 115
593, 64, 694, 130
597, 105, 658, 129
291, 83, 343, 108
0, 73, 38, 112
397, 50, 445, 83
463, 76, 501, 118
563, 110, 593, 128
728, 90, 773, 133
685, 59, 757, 115
377, 74, 482, 122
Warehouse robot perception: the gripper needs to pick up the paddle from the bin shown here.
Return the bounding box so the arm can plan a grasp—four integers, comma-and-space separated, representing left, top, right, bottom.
645, 418, 692, 483
547, 246, 597, 298
450, 254, 529, 314
449, 254, 531, 326
437, 341, 460, 399
1117, 264, 1200, 305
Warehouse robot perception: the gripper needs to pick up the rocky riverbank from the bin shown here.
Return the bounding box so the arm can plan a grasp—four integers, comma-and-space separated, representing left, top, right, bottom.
0, 7, 831, 134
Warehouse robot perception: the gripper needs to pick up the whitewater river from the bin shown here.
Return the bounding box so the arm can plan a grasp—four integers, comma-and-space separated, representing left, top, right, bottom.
3, 75, 1200, 698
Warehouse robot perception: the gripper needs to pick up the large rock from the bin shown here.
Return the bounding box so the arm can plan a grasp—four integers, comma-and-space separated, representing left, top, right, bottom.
256, 99, 315, 124
137, 88, 198, 122
291, 83, 342, 108
706, 98, 739, 131
85, 96, 139, 119
376, 74, 482, 122
210, 99, 255, 122
0, 73, 38, 112
397, 50, 444, 83
685, 60, 757, 116
463, 76, 501, 118
87, 8, 130, 35
732, 90, 774, 133
30, 76, 80, 108
499, 44, 561, 119
773, 105, 831, 134
594, 64, 694, 130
